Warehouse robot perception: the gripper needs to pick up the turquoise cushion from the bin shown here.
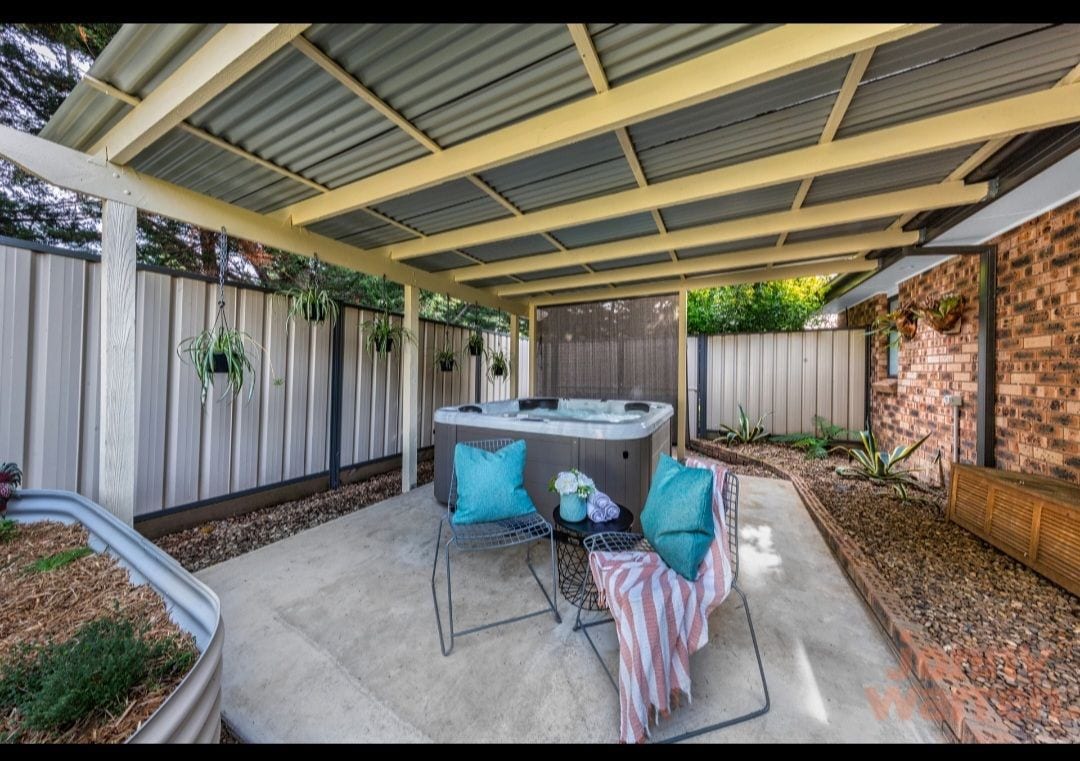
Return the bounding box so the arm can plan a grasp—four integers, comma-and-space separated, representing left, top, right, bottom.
640, 454, 715, 581
452, 440, 537, 524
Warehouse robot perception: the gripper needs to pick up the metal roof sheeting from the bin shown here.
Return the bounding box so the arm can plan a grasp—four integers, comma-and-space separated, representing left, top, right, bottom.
661, 183, 800, 232
676, 235, 780, 260
784, 217, 893, 244
516, 265, 590, 281
461, 235, 558, 263
590, 253, 671, 271
305, 24, 593, 148
838, 25, 1080, 138
803, 146, 980, 206
307, 209, 418, 249
406, 251, 478, 272
550, 212, 658, 248
587, 23, 775, 87
372, 179, 512, 236
477, 133, 637, 212
466, 275, 519, 288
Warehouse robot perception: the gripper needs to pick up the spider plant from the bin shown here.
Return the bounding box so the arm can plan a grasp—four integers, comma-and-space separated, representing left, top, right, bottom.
360, 312, 416, 356
177, 325, 262, 404
717, 404, 771, 445
0, 462, 22, 514
914, 293, 962, 333
286, 285, 338, 325
487, 348, 510, 380
435, 345, 458, 372
835, 428, 931, 501
467, 332, 486, 357
869, 304, 918, 346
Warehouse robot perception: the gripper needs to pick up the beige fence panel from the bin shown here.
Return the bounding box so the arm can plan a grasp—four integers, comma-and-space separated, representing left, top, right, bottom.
702, 329, 866, 436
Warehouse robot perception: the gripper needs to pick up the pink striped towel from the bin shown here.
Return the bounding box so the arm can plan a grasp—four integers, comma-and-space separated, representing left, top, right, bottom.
589, 457, 733, 743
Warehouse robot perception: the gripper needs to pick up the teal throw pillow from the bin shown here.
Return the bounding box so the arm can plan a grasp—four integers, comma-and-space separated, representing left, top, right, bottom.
640, 453, 715, 581
452, 440, 537, 524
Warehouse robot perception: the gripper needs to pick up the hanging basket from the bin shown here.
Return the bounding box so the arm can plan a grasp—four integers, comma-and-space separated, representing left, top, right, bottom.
491, 365, 506, 378
374, 336, 394, 354
212, 352, 230, 374
439, 358, 456, 372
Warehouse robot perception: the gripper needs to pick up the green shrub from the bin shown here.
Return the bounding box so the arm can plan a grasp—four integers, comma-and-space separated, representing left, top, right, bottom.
0, 617, 195, 737
0, 518, 16, 543
773, 415, 852, 459
25, 546, 93, 573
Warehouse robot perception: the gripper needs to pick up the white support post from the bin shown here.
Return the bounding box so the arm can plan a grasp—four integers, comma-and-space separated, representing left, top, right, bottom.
99, 201, 138, 524
528, 303, 538, 396
509, 315, 520, 399
677, 289, 689, 460
401, 284, 420, 492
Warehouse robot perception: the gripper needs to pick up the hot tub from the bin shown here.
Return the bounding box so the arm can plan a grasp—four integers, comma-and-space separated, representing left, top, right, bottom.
434, 398, 673, 524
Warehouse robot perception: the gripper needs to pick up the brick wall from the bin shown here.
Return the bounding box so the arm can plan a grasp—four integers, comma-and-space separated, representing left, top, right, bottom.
845, 197, 1080, 486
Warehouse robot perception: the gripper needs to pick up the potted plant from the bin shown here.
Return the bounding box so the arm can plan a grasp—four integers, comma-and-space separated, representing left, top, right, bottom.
360, 312, 415, 355
548, 468, 596, 522
285, 254, 338, 326
914, 293, 963, 334
0, 462, 21, 515
435, 345, 458, 372
487, 348, 511, 380
467, 332, 485, 357
869, 303, 918, 345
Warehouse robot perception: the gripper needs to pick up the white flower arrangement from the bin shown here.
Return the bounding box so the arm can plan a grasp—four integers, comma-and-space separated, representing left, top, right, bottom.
548, 468, 596, 499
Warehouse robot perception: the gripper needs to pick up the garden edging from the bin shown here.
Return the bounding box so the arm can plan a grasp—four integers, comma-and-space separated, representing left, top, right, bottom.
689, 439, 1016, 744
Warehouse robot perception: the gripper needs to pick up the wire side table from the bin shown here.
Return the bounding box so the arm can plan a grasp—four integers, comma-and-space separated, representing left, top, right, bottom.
552, 504, 634, 611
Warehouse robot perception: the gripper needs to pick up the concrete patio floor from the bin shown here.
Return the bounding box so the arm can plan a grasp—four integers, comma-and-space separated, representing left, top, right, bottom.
197, 473, 944, 743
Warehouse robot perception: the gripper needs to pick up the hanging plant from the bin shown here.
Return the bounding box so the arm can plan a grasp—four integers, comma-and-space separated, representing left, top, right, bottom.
359, 276, 415, 356
467, 332, 485, 357
177, 228, 278, 404
914, 293, 963, 334
434, 292, 459, 372
286, 255, 338, 325
869, 303, 918, 346
487, 348, 511, 380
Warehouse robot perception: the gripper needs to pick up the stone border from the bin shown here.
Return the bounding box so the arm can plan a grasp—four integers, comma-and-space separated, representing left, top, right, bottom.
690, 439, 1016, 744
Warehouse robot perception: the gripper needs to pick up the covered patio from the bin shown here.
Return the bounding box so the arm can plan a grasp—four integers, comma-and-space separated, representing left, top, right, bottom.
198, 473, 941, 743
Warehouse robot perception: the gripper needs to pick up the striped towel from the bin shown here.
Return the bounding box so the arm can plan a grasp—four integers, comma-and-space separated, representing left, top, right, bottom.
589, 457, 734, 743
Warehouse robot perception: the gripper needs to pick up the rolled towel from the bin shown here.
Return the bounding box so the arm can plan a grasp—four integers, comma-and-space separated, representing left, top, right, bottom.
588, 491, 619, 522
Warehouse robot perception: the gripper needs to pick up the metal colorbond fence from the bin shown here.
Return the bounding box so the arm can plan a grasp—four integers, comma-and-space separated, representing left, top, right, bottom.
0, 242, 527, 519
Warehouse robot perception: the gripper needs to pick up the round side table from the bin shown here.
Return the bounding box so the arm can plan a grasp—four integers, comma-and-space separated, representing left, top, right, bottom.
553, 504, 634, 611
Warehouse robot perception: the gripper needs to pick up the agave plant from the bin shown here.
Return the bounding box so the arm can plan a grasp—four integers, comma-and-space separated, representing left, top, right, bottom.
487, 348, 511, 381
914, 294, 962, 333
467, 332, 485, 357
718, 404, 771, 445
0, 462, 22, 515
435, 345, 458, 372
360, 312, 416, 356
835, 429, 931, 500
286, 285, 338, 326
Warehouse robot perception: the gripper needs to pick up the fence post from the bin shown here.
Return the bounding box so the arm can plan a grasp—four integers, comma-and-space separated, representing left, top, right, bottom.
328, 301, 345, 489
696, 335, 708, 438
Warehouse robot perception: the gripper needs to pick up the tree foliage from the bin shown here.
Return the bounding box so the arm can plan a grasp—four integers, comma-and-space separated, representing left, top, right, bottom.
687, 277, 828, 335
0, 24, 511, 332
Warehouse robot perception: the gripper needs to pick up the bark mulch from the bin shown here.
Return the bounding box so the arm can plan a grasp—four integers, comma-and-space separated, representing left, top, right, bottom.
694, 439, 1079, 744
0, 521, 198, 743
155, 460, 434, 574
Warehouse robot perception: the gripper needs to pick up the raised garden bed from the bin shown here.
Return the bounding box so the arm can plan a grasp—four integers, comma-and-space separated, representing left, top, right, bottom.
3, 491, 222, 743
156, 460, 434, 573
691, 438, 1079, 744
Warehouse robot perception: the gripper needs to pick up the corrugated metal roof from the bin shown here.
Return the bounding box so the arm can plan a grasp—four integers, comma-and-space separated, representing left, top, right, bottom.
784, 217, 893, 244
304, 24, 593, 148
690, 254, 853, 280
129, 130, 319, 213
862, 24, 1049, 82
461, 235, 557, 263
676, 235, 780, 260
307, 209, 417, 249
476, 133, 637, 212
463, 275, 518, 288
372, 179, 512, 235
41, 88, 129, 151
516, 265, 590, 281
803, 146, 980, 206
661, 183, 800, 232
838, 25, 1080, 139
406, 251, 477, 272
587, 23, 776, 87
589, 252, 671, 271
550, 212, 658, 248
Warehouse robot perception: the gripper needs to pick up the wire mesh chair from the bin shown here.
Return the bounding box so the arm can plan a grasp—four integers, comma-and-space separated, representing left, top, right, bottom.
431, 438, 561, 656
574, 471, 769, 742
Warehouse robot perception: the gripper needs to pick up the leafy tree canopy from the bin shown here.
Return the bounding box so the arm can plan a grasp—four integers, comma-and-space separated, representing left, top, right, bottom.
687, 277, 828, 335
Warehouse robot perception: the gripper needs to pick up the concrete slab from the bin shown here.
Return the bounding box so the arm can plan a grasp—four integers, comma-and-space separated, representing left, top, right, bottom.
197, 475, 944, 743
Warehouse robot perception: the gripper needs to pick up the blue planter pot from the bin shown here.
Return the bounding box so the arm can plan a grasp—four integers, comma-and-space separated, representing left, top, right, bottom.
560, 492, 587, 522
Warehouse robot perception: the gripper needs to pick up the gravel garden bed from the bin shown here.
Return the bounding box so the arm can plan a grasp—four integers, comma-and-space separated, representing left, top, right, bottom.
693, 439, 1079, 743
0, 521, 198, 743
156, 461, 434, 573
